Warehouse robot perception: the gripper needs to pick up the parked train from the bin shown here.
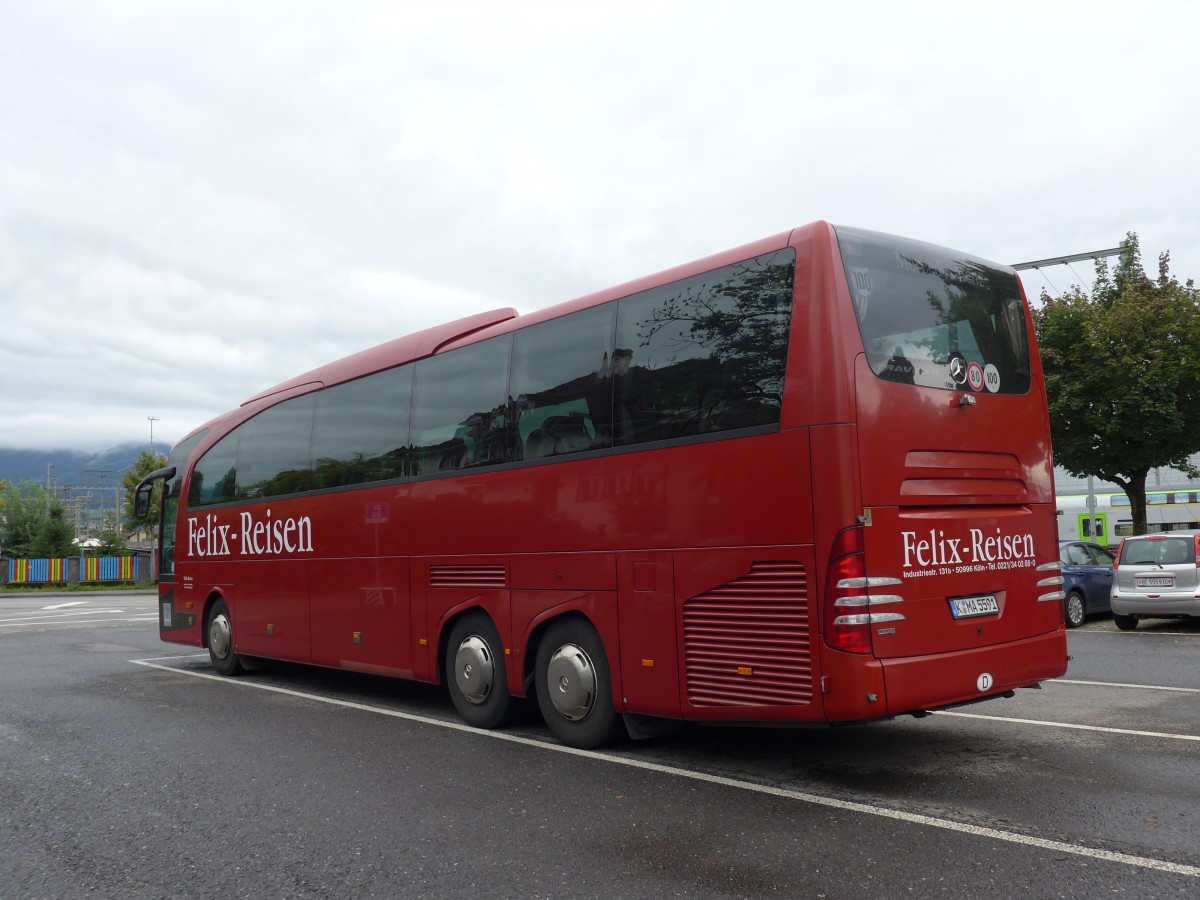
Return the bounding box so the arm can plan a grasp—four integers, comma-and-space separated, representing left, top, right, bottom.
1056, 489, 1200, 545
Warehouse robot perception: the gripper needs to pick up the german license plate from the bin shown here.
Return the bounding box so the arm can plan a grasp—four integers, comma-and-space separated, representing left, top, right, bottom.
1136, 576, 1173, 588
949, 594, 999, 619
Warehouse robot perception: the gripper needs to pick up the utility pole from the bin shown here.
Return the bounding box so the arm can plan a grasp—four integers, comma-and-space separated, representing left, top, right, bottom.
147, 416, 160, 455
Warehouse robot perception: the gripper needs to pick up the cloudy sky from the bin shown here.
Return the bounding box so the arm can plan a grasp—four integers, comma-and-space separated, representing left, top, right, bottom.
3, 1, 1198, 453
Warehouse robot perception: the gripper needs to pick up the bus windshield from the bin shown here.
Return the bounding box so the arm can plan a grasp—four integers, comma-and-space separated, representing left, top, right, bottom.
836, 225, 1031, 395
160, 430, 208, 577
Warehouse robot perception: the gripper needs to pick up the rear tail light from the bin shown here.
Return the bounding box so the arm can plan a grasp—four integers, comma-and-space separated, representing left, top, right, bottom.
822, 527, 904, 655
1035, 560, 1065, 625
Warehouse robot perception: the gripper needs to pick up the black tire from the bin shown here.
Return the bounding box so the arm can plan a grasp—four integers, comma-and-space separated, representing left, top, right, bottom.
1065, 591, 1086, 629
445, 612, 519, 729
206, 598, 244, 676
535, 618, 623, 749
1113, 613, 1138, 631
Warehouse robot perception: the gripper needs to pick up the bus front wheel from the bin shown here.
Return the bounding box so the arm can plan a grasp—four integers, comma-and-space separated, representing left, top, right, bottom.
535, 619, 623, 749
206, 598, 244, 676
445, 612, 519, 729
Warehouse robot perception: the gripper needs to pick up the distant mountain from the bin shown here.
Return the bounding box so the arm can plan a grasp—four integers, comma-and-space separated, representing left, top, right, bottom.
0, 443, 162, 490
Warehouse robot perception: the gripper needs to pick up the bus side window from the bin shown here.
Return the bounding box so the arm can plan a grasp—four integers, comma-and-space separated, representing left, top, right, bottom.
312, 366, 414, 487
613, 249, 793, 446
411, 335, 513, 475
190, 433, 238, 506
235, 395, 316, 500
509, 304, 616, 461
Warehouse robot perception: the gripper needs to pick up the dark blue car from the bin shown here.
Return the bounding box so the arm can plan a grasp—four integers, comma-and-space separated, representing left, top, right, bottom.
1059, 540, 1115, 628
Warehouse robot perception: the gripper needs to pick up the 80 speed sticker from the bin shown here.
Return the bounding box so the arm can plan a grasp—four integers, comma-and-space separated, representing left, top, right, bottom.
966, 362, 984, 391
966, 362, 1002, 392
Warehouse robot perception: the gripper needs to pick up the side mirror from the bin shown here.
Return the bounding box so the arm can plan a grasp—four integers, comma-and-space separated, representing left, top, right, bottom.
134, 485, 153, 519
133, 465, 176, 520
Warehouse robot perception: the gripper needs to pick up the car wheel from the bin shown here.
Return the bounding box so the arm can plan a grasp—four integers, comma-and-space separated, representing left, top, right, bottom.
1113, 613, 1138, 631
1065, 591, 1086, 628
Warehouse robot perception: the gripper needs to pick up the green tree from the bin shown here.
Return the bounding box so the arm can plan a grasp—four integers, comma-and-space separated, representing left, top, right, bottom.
1, 481, 51, 558
30, 504, 76, 557
92, 516, 128, 556
1034, 233, 1200, 534
122, 449, 169, 534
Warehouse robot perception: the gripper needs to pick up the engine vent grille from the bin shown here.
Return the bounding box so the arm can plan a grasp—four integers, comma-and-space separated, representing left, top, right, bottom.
428, 564, 507, 589
682, 561, 812, 707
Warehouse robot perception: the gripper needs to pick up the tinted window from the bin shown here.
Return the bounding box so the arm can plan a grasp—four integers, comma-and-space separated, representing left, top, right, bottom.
312, 367, 414, 488
837, 225, 1031, 394
167, 430, 209, 499
189, 433, 238, 506
411, 336, 513, 474
614, 249, 794, 445
511, 305, 616, 460
1119, 536, 1197, 565
235, 396, 315, 499
163, 430, 209, 572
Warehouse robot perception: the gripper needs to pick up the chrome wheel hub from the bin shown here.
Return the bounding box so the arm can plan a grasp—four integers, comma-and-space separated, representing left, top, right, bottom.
209, 613, 232, 660
545, 643, 596, 721
454, 635, 495, 705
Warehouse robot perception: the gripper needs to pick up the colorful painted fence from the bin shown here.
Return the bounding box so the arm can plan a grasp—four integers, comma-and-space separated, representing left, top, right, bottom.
82, 556, 139, 582
4, 555, 144, 586
7, 558, 69, 584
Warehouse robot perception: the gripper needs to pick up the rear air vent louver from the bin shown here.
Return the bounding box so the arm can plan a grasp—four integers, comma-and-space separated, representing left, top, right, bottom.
682, 562, 812, 707
428, 564, 507, 589
899, 450, 1028, 505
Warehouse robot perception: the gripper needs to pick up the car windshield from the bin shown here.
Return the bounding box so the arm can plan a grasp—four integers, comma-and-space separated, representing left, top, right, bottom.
1119, 537, 1197, 566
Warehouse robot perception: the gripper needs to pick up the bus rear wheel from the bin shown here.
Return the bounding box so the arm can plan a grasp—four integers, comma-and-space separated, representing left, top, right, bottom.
445, 612, 519, 729
206, 598, 244, 676
535, 619, 623, 749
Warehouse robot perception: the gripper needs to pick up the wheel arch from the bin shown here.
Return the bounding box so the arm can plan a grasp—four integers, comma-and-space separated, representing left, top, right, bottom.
435, 600, 504, 690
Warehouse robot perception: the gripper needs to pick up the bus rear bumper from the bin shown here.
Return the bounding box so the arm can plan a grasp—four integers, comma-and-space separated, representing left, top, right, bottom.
880, 629, 1068, 717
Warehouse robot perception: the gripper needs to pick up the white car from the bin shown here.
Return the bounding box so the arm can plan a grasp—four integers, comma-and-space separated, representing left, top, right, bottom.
1111, 531, 1200, 630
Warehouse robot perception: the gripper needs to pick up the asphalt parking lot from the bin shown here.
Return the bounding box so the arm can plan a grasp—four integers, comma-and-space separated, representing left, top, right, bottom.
2, 591, 1198, 898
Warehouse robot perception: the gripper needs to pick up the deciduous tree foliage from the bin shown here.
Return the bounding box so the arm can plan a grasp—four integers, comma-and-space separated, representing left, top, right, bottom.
1033, 233, 1200, 534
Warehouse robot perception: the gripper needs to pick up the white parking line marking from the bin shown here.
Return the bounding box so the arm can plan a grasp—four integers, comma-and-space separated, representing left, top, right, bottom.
934, 710, 1200, 742
0, 609, 125, 622
1077, 629, 1200, 637
130, 658, 1200, 879
1057, 678, 1200, 694
0, 615, 157, 628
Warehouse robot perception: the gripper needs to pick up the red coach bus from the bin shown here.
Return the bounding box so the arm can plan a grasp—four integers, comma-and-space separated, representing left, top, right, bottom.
136, 222, 1068, 748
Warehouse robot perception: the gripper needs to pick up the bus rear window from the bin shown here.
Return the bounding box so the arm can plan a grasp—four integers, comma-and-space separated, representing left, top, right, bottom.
835, 226, 1031, 394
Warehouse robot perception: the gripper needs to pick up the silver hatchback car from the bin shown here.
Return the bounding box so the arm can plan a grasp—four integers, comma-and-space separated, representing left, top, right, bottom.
1111, 531, 1200, 630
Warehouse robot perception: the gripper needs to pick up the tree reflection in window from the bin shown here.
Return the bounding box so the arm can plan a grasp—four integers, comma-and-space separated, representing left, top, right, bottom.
614, 249, 794, 445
